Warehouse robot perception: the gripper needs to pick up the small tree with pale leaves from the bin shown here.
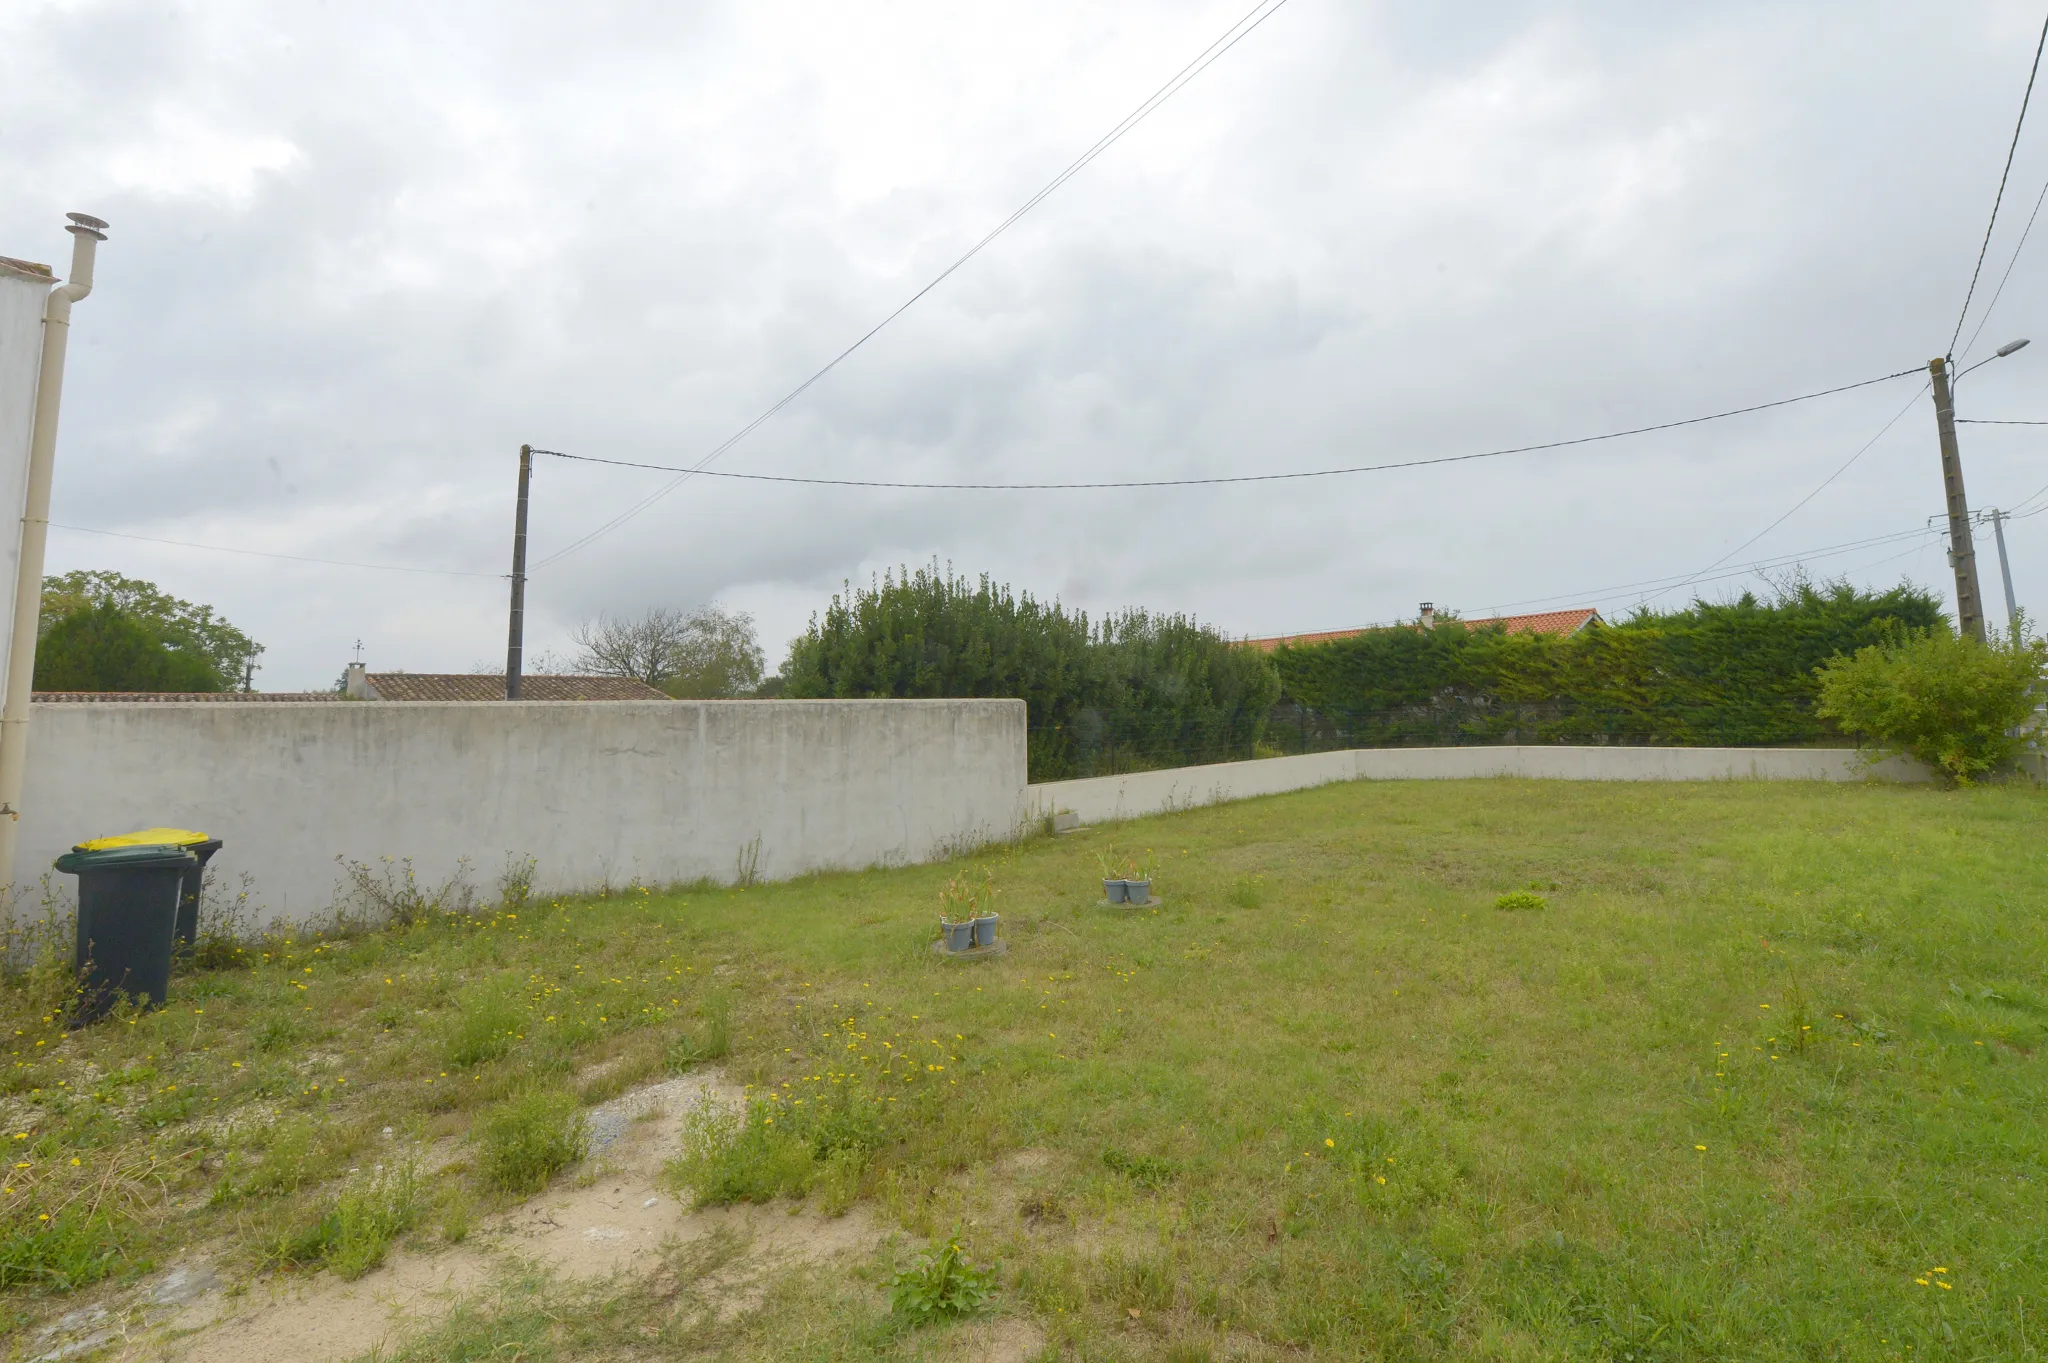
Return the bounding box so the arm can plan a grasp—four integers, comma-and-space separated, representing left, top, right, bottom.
570, 605, 764, 697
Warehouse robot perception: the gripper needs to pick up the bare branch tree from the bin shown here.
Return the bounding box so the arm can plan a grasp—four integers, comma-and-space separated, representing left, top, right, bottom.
569, 605, 764, 696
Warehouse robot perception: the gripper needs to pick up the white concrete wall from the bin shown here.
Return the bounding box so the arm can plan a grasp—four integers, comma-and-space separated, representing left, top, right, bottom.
1028, 744, 1931, 826
15, 699, 1026, 923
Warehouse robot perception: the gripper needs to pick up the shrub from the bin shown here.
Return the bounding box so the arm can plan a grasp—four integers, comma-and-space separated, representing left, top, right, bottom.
1815, 622, 2048, 785
475, 1090, 587, 1195
887, 1234, 997, 1324
1494, 891, 1548, 912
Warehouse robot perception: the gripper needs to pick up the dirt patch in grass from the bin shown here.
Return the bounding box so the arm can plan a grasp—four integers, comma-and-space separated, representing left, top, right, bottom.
61, 1071, 887, 1362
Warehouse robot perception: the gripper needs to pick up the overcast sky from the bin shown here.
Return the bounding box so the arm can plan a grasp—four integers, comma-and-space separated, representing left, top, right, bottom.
5, 0, 2048, 688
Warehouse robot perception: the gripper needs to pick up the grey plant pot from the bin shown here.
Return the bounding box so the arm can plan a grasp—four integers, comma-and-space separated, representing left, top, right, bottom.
972, 913, 1000, 948
1103, 878, 1129, 903
941, 920, 975, 952
1124, 879, 1152, 906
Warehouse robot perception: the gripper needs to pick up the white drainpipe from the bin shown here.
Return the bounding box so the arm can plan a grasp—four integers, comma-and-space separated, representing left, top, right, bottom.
0, 213, 107, 896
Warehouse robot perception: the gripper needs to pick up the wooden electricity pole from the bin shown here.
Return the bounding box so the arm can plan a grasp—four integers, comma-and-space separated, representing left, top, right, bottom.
505, 443, 532, 698
1929, 357, 1988, 642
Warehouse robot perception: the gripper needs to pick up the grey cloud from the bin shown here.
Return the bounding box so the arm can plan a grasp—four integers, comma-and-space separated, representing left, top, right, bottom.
4, 1, 2046, 686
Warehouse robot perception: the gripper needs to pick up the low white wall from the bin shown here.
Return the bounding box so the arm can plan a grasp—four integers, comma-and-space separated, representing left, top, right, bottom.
1024, 750, 1362, 826
1027, 744, 1931, 826
14, 699, 1026, 924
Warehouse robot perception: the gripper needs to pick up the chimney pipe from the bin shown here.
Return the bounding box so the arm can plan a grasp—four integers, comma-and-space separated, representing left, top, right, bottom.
0, 214, 108, 895
1419, 602, 1436, 630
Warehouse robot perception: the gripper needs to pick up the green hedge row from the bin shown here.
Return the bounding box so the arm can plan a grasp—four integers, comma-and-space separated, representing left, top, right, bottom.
1270, 583, 1945, 747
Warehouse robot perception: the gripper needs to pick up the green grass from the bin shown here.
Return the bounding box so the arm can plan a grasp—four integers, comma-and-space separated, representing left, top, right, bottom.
2, 779, 2046, 1359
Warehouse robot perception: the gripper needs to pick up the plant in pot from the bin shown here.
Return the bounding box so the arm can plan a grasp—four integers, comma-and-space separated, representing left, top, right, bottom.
970, 868, 1001, 948
938, 877, 976, 952
1096, 850, 1128, 904
1123, 852, 1155, 906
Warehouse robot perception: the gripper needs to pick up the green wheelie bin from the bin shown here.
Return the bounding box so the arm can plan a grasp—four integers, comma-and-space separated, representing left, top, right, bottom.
55, 842, 198, 1026
72, 828, 222, 949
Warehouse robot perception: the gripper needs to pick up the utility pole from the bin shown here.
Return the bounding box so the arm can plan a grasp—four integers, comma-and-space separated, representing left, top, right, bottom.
505, 443, 532, 699
1929, 356, 1988, 641
1990, 507, 2020, 638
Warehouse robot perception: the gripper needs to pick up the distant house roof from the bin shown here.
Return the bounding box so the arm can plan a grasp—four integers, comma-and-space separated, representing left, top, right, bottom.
33, 691, 343, 702
363, 673, 669, 702
1460, 607, 1603, 637
1244, 607, 1603, 652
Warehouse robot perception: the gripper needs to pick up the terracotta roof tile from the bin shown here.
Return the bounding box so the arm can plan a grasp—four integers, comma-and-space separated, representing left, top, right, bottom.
1245, 607, 1602, 652
364, 673, 669, 701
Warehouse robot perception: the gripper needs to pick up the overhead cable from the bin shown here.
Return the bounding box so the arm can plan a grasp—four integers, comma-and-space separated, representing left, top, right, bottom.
532, 366, 1922, 493
1641, 380, 1928, 606
1949, 4, 2048, 359
49, 522, 503, 578
1452, 523, 1940, 618
531, 0, 1295, 569
1958, 171, 2048, 362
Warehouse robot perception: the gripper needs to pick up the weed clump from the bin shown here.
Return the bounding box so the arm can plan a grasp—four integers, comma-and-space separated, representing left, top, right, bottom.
663, 992, 733, 1074
262, 1163, 421, 1279
0, 1206, 130, 1292
1494, 890, 1548, 912
887, 1234, 995, 1324
476, 1090, 586, 1195
0, 1148, 164, 1291
445, 984, 528, 1068
667, 1081, 887, 1207
1102, 1146, 1177, 1189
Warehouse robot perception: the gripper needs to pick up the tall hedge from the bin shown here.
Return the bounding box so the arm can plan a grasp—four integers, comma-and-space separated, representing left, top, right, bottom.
1271, 582, 1944, 747
779, 566, 1277, 778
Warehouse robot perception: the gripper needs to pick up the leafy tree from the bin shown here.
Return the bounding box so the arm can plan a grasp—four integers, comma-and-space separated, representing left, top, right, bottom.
34, 602, 224, 693
570, 605, 764, 697
1815, 620, 2047, 785
780, 565, 1275, 778
40, 570, 261, 688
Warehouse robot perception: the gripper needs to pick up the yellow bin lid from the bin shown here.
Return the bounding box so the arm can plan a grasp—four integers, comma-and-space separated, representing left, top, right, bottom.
75, 827, 211, 851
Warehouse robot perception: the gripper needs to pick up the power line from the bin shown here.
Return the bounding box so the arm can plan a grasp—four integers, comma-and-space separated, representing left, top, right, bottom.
532, 0, 1295, 569
1456, 523, 1939, 618
1949, 4, 2048, 359
1957, 417, 2048, 424
530, 366, 1922, 494
1641, 380, 1928, 607
1958, 171, 2048, 362
49, 522, 502, 579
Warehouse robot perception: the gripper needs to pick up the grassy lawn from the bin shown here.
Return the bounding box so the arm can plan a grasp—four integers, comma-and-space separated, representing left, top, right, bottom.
3, 778, 2046, 1360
